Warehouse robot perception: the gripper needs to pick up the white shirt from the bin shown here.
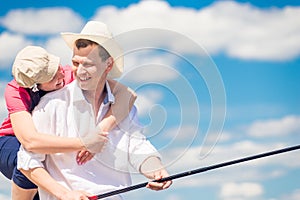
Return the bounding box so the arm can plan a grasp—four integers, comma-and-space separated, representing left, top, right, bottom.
17, 80, 161, 200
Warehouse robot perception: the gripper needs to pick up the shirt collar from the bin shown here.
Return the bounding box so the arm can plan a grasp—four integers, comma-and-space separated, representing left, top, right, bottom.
72, 80, 115, 105
104, 81, 115, 105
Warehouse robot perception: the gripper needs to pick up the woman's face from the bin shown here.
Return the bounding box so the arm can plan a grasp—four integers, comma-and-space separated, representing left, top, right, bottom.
38, 66, 65, 91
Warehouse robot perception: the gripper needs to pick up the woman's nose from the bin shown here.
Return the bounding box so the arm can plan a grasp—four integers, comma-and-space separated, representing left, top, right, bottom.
58, 72, 65, 79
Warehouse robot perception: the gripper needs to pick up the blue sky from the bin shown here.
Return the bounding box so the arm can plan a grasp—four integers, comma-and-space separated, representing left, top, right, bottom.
1, 0, 300, 199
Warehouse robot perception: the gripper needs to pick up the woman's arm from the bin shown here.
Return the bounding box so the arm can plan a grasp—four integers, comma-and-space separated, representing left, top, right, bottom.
101, 80, 137, 131
11, 79, 136, 154
6, 81, 89, 154
11, 111, 103, 154
76, 80, 136, 164
20, 167, 90, 200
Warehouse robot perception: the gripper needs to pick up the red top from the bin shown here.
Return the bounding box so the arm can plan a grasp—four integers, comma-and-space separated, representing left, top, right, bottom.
0, 65, 74, 136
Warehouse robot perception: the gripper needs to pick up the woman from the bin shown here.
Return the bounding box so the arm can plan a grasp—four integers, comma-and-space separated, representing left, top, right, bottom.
0, 46, 136, 199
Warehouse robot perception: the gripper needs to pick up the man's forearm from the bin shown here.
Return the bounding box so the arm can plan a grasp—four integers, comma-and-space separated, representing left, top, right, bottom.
139, 156, 173, 190
140, 156, 164, 179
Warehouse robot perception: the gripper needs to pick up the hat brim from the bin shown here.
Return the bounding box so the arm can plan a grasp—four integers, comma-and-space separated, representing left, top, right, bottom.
61, 33, 123, 79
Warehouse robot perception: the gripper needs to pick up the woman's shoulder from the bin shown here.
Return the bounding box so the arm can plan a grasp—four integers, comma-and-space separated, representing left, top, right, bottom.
5, 79, 31, 112
6, 79, 21, 89
5, 79, 29, 97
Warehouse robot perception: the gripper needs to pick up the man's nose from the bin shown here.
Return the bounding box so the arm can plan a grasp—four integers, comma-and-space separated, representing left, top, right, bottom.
76, 64, 86, 74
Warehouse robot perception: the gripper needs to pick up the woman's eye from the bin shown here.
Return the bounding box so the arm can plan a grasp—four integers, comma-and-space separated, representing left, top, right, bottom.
72, 61, 79, 67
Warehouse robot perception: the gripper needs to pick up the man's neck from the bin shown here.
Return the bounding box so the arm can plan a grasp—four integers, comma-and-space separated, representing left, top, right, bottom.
83, 79, 107, 116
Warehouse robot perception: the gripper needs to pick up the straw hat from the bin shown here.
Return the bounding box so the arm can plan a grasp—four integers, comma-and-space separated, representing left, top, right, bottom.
61, 21, 123, 79
12, 46, 60, 88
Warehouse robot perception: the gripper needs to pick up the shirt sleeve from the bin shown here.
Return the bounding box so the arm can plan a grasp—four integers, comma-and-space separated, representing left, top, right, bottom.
17, 146, 45, 170
5, 80, 31, 114
125, 106, 162, 171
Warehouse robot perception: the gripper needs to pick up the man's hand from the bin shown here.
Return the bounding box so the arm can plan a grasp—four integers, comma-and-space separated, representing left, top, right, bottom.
59, 190, 90, 200
140, 156, 172, 191
146, 168, 172, 190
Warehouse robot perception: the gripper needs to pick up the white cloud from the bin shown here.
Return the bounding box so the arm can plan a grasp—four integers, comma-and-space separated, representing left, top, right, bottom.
158, 140, 300, 190
204, 130, 232, 143
0, 193, 10, 200
0, 82, 8, 122
0, 32, 31, 68
0, 8, 84, 34
45, 36, 73, 66
280, 189, 300, 200
93, 0, 300, 61
247, 115, 300, 137
164, 125, 198, 140
135, 89, 164, 117
121, 50, 179, 83
0, 0, 299, 70
0, 173, 11, 199
165, 140, 284, 171
0, 8, 84, 69
0, 97, 7, 123
220, 182, 264, 199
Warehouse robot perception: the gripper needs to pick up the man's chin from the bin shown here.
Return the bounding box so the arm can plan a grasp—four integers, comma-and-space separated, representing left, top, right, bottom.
78, 83, 90, 91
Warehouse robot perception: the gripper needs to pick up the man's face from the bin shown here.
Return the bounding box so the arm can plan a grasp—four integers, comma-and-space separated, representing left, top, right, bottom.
72, 44, 109, 91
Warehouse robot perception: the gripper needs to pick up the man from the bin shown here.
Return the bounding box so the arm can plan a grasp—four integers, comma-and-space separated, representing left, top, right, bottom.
17, 21, 172, 200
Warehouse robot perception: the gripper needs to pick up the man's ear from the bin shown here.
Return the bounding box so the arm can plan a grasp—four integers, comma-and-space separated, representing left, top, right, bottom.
105, 57, 114, 72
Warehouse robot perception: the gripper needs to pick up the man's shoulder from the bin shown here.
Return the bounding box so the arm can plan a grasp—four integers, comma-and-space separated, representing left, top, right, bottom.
117, 106, 143, 130
39, 81, 76, 105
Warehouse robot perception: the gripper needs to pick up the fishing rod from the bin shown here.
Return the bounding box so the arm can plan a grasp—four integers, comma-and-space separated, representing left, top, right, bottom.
88, 144, 300, 200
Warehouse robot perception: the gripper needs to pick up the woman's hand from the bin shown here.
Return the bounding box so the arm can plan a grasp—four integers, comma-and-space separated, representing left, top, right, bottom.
76, 150, 94, 165
80, 131, 108, 154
